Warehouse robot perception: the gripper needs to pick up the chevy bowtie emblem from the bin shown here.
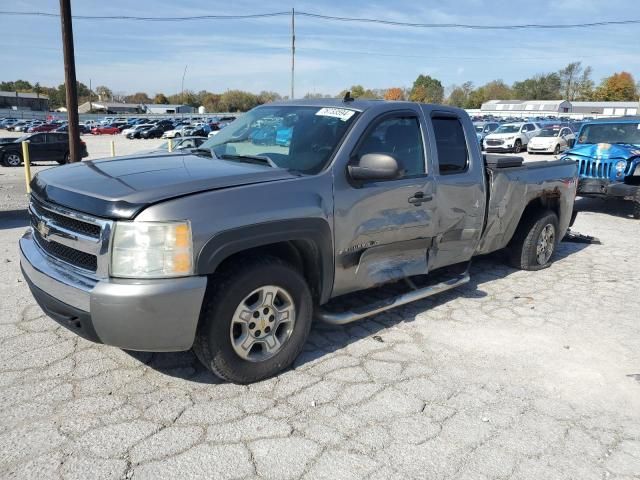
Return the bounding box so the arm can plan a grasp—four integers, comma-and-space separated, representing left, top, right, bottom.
37, 220, 50, 240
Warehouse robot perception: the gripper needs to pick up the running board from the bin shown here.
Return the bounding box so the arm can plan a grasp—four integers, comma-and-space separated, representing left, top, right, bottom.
316, 273, 471, 325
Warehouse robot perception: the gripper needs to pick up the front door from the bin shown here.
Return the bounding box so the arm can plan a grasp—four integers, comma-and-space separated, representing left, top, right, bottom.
332, 109, 437, 297
27, 134, 48, 161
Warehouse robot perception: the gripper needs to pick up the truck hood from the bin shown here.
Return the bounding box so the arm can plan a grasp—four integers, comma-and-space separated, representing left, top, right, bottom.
485, 132, 521, 140
31, 152, 297, 219
567, 143, 640, 160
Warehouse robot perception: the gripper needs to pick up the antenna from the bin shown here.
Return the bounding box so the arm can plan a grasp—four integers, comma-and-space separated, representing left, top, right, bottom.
343, 91, 354, 102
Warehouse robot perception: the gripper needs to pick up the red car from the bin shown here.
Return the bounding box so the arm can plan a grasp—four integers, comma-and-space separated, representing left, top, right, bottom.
29, 123, 60, 133
91, 124, 120, 135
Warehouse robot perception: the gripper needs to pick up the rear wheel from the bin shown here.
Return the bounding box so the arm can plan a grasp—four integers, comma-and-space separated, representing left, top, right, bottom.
3, 152, 22, 167
633, 188, 640, 220
57, 152, 69, 165
508, 210, 559, 270
193, 256, 313, 383
513, 139, 523, 153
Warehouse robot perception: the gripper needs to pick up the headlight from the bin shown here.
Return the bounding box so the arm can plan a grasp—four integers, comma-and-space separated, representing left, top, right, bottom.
111, 221, 193, 278
614, 160, 627, 173
505, 136, 515, 141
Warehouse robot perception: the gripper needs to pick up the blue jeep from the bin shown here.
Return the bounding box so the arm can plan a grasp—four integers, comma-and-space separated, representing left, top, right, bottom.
563, 117, 640, 218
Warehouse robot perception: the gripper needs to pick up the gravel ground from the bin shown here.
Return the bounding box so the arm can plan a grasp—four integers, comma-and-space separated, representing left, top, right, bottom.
0, 131, 639, 479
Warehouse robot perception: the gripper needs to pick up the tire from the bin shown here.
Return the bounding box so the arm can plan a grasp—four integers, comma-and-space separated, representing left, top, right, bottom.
57, 152, 69, 165
174, 133, 181, 138
633, 188, 640, 220
513, 139, 523, 154
508, 210, 559, 271
553, 144, 560, 155
3, 152, 22, 167
193, 256, 313, 384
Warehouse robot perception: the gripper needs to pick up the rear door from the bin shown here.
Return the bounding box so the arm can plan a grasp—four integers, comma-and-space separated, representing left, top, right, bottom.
332, 107, 438, 296
49, 133, 68, 160
425, 110, 486, 270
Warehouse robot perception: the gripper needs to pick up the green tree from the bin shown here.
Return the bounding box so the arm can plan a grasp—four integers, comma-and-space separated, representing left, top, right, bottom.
126, 92, 152, 104
512, 73, 561, 100
447, 81, 474, 107
257, 91, 282, 104
218, 90, 260, 112
575, 66, 595, 100
409, 75, 444, 104
153, 93, 169, 104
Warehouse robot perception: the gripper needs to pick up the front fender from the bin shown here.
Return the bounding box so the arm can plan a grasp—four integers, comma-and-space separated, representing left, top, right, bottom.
196, 218, 334, 303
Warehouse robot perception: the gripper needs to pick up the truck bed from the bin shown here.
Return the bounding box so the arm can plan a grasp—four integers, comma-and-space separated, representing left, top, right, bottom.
476, 156, 578, 255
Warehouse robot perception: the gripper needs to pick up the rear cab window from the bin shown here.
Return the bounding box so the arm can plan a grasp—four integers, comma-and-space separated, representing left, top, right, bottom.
432, 116, 469, 175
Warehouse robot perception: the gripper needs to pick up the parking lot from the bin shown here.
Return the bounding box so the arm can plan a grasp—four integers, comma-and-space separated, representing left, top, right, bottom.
1, 132, 639, 479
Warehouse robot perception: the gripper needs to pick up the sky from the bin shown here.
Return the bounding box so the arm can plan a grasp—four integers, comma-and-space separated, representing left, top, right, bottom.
2, 0, 639, 98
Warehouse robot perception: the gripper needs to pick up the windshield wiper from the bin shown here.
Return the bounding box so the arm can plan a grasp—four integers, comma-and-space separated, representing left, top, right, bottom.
218, 154, 277, 168
192, 148, 213, 157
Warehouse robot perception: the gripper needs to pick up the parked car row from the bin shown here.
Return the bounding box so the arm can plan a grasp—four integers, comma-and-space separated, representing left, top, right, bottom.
474, 120, 581, 154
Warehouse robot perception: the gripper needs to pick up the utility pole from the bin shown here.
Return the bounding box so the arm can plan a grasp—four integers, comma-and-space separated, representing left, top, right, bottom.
89, 78, 92, 113
59, 0, 81, 163
181, 65, 187, 119
291, 8, 295, 100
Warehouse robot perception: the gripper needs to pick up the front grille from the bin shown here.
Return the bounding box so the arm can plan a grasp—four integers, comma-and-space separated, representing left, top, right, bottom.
31, 199, 101, 238
486, 139, 504, 146
577, 159, 612, 179
32, 229, 98, 272
28, 195, 109, 276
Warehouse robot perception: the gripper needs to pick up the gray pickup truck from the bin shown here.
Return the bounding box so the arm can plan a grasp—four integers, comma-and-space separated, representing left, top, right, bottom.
20, 100, 578, 383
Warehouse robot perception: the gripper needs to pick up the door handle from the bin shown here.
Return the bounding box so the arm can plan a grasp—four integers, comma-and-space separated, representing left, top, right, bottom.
408, 192, 433, 206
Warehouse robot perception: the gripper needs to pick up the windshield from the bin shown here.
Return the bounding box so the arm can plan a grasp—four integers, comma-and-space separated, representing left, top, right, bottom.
538, 128, 561, 138
199, 105, 359, 174
474, 125, 484, 133
577, 123, 640, 145
494, 125, 520, 134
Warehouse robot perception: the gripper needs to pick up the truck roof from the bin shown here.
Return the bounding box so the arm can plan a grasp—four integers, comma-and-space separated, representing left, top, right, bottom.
583, 116, 640, 125
265, 98, 456, 113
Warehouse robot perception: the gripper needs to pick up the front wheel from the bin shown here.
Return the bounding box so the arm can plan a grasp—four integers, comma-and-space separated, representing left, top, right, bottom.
193, 256, 313, 383
3, 152, 22, 167
553, 144, 560, 155
508, 210, 559, 270
513, 140, 523, 154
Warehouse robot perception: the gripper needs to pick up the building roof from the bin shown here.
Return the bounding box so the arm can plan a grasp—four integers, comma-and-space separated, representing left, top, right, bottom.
145, 104, 190, 109
483, 99, 567, 106
570, 101, 639, 108
0, 90, 49, 100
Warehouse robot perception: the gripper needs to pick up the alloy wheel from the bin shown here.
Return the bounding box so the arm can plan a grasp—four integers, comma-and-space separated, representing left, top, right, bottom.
230, 285, 296, 362
536, 223, 556, 265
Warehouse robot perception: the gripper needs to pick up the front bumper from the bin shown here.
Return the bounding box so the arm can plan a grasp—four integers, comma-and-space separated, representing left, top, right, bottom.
578, 178, 639, 198
485, 145, 515, 153
528, 144, 555, 153
20, 230, 207, 352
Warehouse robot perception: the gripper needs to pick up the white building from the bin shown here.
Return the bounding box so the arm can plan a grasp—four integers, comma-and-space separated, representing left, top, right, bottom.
144, 104, 194, 114
478, 99, 639, 118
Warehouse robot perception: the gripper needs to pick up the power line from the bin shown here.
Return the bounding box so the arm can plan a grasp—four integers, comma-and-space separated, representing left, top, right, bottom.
295, 12, 640, 30
1, 9, 639, 29
0, 10, 290, 21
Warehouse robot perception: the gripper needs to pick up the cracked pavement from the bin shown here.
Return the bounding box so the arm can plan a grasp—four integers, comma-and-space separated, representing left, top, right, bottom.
1, 153, 639, 478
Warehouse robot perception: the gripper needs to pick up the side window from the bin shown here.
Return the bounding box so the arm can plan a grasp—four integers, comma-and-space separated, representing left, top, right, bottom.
29, 134, 45, 144
354, 116, 425, 178
432, 117, 469, 175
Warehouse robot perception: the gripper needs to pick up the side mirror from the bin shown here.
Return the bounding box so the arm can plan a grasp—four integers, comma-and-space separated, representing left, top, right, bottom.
348, 153, 400, 181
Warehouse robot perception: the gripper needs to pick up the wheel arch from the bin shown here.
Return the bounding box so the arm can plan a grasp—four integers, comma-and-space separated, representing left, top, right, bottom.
196, 218, 334, 304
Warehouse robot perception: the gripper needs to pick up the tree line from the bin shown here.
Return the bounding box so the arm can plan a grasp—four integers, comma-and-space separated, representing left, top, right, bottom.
1, 63, 638, 113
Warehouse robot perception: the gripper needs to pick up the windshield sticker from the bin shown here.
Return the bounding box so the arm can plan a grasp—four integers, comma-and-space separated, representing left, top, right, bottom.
315, 108, 356, 122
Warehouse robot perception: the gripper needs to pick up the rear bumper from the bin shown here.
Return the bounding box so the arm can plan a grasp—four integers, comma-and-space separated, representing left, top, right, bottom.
578, 179, 639, 198
20, 230, 207, 351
